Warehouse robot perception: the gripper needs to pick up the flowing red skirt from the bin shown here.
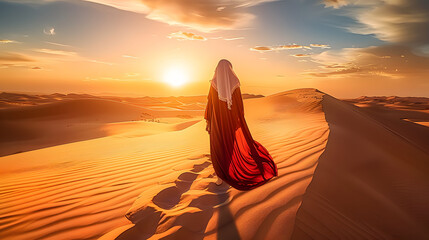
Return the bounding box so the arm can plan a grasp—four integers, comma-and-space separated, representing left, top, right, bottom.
205, 86, 277, 190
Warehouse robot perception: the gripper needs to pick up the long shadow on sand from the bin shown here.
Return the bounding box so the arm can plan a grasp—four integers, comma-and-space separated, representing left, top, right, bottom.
114, 157, 240, 240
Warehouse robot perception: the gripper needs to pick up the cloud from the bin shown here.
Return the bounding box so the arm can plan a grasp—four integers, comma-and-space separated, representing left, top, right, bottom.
308, 67, 362, 77
250, 43, 326, 52
88, 59, 114, 65
83, 0, 280, 31
208, 36, 244, 40
43, 27, 56, 35
168, 31, 207, 41
322, 0, 348, 9
0, 52, 34, 62
323, 0, 429, 47
310, 44, 330, 48
250, 46, 273, 52
31, 48, 112, 65
126, 73, 140, 77
224, 37, 245, 41
45, 41, 73, 48
307, 45, 429, 78
122, 55, 139, 59
292, 53, 311, 57
250, 44, 306, 52
31, 66, 42, 70
280, 44, 312, 50
0, 39, 18, 44
33, 48, 77, 57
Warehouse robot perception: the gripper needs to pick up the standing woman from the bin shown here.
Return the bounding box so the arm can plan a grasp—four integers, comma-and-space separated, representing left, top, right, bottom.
205, 59, 278, 190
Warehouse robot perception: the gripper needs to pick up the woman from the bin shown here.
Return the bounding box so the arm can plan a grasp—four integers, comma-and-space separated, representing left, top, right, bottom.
204, 59, 278, 190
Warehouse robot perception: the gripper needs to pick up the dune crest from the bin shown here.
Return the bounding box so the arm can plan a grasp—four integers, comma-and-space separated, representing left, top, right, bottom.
292, 95, 429, 239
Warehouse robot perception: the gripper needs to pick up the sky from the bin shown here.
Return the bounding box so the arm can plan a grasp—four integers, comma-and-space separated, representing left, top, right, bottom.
0, 0, 429, 98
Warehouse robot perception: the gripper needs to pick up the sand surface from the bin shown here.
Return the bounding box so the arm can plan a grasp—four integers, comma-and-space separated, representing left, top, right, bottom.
292, 96, 429, 239
1, 90, 428, 239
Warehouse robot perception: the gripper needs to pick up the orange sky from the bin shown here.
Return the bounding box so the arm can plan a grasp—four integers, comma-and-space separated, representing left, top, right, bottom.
1, 0, 429, 98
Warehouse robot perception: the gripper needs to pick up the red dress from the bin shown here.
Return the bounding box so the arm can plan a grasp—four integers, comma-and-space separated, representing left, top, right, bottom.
204, 86, 278, 190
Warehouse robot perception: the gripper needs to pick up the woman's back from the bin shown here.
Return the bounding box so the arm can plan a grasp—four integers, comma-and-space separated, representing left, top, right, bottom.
205, 60, 277, 190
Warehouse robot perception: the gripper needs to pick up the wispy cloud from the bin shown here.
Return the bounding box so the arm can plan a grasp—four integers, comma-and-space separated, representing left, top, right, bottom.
292, 53, 311, 57
250, 44, 324, 52
5, 0, 280, 31
45, 41, 72, 48
83, 0, 280, 31
168, 31, 207, 41
224, 37, 245, 41
208, 36, 245, 41
88, 59, 114, 65
0, 39, 18, 44
43, 27, 56, 36
251, 46, 273, 52
306, 45, 429, 78
32, 47, 113, 65
33, 48, 77, 57
323, 0, 429, 47
122, 55, 139, 59
310, 44, 330, 49
0, 52, 34, 62
126, 73, 140, 77
322, 0, 347, 9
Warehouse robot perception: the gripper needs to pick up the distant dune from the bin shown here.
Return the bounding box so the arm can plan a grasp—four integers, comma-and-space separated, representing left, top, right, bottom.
0, 89, 428, 240
0, 98, 203, 157
0, 92, 264, 110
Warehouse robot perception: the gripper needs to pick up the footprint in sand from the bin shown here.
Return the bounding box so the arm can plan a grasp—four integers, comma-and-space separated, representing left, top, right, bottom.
126, 154, 230, 223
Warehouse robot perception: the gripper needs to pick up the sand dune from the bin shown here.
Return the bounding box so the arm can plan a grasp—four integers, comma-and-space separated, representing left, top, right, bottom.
292, 95, 429, 239
111, 89, 329, 240
0, 89, 428, 240
0, 88, 328, 239
0, 98, 203, 157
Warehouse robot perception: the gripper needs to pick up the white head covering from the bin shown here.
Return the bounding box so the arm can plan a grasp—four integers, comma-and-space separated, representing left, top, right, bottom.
211, 59, 241, 110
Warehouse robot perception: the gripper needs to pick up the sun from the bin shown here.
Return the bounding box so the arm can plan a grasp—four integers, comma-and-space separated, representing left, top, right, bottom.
163, 66, 189, 87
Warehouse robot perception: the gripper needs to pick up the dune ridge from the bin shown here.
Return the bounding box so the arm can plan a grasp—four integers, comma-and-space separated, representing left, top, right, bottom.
292, 95, 429, 239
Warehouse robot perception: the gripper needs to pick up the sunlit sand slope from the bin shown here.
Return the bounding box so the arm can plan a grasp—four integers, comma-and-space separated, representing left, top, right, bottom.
100, 88, 329, 240
0, 88, 329, 240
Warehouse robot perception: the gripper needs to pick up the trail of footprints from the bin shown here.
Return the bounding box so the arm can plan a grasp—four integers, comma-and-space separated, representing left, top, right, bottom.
0, 117, 329, 240
113, 123, 329, 239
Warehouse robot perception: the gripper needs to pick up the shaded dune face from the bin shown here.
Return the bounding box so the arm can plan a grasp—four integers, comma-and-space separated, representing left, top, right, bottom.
292, 95, 429, 239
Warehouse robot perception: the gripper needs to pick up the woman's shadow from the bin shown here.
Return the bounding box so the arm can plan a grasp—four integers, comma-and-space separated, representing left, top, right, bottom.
114, 156, 240, 240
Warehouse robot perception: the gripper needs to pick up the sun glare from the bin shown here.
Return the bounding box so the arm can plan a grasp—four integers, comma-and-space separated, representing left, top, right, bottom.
163, 66, 189, 87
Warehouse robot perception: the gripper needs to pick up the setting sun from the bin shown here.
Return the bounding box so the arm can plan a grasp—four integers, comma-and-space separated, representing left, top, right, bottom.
163, 66, 189, 87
